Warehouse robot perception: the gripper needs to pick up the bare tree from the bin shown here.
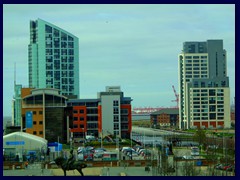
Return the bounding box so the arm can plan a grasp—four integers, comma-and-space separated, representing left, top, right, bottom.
193, 128, 207, 147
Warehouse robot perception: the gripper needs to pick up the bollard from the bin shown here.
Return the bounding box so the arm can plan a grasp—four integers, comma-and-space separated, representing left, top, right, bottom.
45, 164, 48, 169
12, 165, 15, 170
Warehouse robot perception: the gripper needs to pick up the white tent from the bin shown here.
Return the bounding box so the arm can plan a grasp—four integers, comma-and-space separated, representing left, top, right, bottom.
3, 132, 48, 152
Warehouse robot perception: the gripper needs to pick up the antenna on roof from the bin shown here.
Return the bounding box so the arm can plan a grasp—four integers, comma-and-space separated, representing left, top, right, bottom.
14, 62, 16, 90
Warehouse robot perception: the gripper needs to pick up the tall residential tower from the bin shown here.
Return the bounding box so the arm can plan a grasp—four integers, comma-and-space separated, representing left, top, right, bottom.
178, 40, 231, 129
28, 18, 79, 98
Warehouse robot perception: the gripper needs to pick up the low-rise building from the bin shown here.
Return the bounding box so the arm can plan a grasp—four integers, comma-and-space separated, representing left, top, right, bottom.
150, 108, 179, 129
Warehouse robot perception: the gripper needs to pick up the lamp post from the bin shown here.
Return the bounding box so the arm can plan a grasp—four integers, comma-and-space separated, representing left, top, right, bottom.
82, 128, 84, 139
130, 131, 132, 148
82, 128, 85, 146
143, 128, 145, 149
101, 129, 103, 148
58, 136, 59, 157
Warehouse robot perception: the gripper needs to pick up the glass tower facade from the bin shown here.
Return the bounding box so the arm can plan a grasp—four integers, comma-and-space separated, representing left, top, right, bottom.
28, 18, 79, 98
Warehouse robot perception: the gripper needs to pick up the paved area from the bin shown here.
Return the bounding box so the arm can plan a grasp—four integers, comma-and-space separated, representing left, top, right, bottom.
3, 166, 154, 176
3, 169, 53, 176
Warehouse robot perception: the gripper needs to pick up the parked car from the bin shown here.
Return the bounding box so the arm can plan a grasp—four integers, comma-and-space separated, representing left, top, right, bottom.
121, 147, 131, 152
77, 153, 84, 160
183, 155, 193, 159
215, 163, 232, 170
207, 145, 218, 149
94, 148, 106, 153
94, 152, 104, 158
226, 165, 235, 172
127, 151, 138, 157
222, 164, 233, 171
123, 148, 134, 155
141, 149, 151, 156
85, 146, 95, 152
137, 149, 146, 155
77, 146, 85, 154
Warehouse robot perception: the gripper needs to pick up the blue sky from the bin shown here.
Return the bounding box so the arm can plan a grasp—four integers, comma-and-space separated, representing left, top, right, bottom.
3, 4, 235, 116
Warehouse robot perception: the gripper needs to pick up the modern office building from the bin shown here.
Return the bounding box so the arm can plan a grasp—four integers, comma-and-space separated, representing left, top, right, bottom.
178, 40, 231, 129
67, 86, 133, 140
21, 88, 68, 143
28, 18, 79, 98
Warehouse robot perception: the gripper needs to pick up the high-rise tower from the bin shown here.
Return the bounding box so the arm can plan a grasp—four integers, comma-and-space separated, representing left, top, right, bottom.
178, 40, 231, 129
28, 18, 79, 98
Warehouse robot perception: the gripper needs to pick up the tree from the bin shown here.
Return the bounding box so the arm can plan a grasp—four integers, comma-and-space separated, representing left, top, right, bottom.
193, 128, 207, 146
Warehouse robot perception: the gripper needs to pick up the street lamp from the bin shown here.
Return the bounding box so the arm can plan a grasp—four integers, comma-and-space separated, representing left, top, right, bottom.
82, 128, 85, 139
58, 136, 60, 157
130, 131, 132, 148
143, 128, 145, 149
82, 128, 85, 146
101, 129, 103, 148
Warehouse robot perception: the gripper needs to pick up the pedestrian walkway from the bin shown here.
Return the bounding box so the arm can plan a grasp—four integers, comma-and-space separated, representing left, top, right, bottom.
3, 169, 53, 176
51, 166, 154, 176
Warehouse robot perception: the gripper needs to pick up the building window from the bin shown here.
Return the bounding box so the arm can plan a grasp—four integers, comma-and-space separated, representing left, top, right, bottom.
121, 109, 128, 114
114, 115, 119, 122
33, 111, 36, 115
201, 82, 205, 87
209, 113, 216, 120
73, 117, 78, 121
39, 121, 43, 125
80, 110, 84, 114
33, 131, 37, 135
73, 124, 78, 129
209, 97, 216, 104
73, 110, 78, 114
209, 105, 216, 112
193, 81, 198, 87
33, 121, 37, 125
209, 89, 216, 96
39, 111, 43, 115
39, 131, 43, 135
80, 124, 84, 128
113, 108, 119, 114
45, 25, 52, 33
114, 131, 119, 136
113, 100, 119, 106
114, 124, 119, 130
80, 117, 84, 121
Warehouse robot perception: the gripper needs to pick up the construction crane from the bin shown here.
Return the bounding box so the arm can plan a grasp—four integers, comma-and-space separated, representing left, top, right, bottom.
171, 85, 179, 108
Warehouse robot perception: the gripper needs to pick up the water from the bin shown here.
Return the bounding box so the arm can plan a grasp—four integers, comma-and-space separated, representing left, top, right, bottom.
132, 115, 150, 121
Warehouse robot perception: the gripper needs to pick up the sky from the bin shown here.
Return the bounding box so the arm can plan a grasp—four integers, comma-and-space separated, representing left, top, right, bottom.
3, 4, 235, 117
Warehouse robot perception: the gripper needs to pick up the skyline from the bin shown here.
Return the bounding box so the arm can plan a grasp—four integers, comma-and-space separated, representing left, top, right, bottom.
3, 4, 235, 116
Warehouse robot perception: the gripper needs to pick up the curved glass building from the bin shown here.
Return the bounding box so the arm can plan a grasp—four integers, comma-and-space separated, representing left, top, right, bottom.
28, 18, 79, 98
